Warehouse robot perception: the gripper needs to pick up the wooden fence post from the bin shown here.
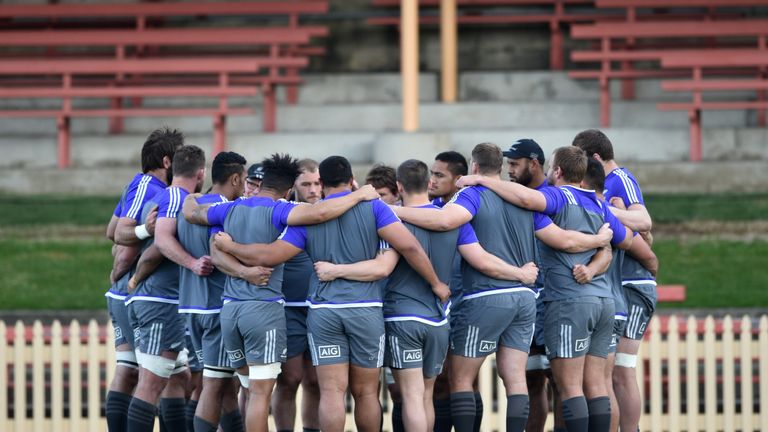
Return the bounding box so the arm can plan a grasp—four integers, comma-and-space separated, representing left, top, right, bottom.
723, 316, 735, 431
668, 315, 680, 432
740, 315, 753, 432
32, 321, 44, 432
51, 321, 64, 430
87, 320, 100, 432
686, 315, 699, 432
759, 316, 768, 431
704, 316, 716, 432
14, 321, 26, 432
69, 320, 83, 432
649, 317, 662, 427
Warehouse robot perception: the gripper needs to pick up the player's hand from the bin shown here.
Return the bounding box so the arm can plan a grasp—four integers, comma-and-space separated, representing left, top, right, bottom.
127, 275, 139, 293
455, 175, 483, 188
597, 223, 613, 246
609, 197, 626, 210
242, 266, 273, 286
639, 230, 654, 247
191, 255, 214, 276
213, 232, 234, 253
572, 264, 595, 284
182, 193, 202, 222
517, 262, 539, 285
145, 208, 158, 236
352, 184, 380, 202
314, 261, 340, 281
432, 281, 451, 304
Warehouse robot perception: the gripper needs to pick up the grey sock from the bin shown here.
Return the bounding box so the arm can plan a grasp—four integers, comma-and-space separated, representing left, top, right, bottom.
127, 397, 157, 432
106, 391, 132, 432
220, 409, 244, 432
473, 392, 483, 432
450, 392, 476, 432
587, 396, 611, 432
186, 399, 198, 432
159, 398, 186, 432
193, 415, 218, 432
433, 398, 453, 432
562, 396, 589, 432
506, 394, 530, 432
392, 402, 405, 432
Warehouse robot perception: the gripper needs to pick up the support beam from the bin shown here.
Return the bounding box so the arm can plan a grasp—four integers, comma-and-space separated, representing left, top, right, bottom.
401, 0, 419, 131
440, 0, 457, 102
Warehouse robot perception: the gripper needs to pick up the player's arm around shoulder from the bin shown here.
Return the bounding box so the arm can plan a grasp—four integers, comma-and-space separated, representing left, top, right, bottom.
286, 184, 380, 225
315, 248, 400, 282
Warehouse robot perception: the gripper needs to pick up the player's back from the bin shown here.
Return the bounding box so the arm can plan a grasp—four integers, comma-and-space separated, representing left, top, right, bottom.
540, 186, 611, 300
177, 193, 228, 311
305, 199, 381, 306
384, 211, 459, 321
222, 197, 286, 302
461, 186, 538, 295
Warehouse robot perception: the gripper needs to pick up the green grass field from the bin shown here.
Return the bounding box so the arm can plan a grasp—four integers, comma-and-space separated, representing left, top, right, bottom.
0, 193, 766, 310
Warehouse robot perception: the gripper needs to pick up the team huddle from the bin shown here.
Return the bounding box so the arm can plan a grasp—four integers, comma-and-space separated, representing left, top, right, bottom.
103, 127, 659, 432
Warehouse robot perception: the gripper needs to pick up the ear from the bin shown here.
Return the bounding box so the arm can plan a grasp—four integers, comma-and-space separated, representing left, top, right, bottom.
396, 181, 405, 195
163, 155, 172, 170
592, 153, 603, 162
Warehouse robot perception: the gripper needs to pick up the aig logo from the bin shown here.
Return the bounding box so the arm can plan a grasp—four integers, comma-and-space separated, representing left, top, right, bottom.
318, 345, 341, 359
227, 349, 245, 361
114, 326, 123, 340
575, 338, 590, 352
403, 349, 422, 362
479, 340, 497, 352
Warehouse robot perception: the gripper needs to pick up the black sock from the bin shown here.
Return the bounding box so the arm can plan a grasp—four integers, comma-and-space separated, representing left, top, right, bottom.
127, 397, 157, 432
277, 429, 293, 432
220, 409, 244, 432
433, 398, 452, 432
392, 402, 405, 432
450, 392, 476, 432
562, 396, 589, 432
554, 428, 569, 432
506, 394, 529, 432
159, 410, 168, 432
302, 429, 320, 432
193, 416, 218, 432
106, 390, 132, 432
159, 398, 187, 432
587, 397, 611, 432
473, 392, 483, 432
186, 399, 198, 432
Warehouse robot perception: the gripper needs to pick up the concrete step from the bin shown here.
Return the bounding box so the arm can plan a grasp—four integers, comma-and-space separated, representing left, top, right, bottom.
0, 101, 756, 137
2, 126, 766, 172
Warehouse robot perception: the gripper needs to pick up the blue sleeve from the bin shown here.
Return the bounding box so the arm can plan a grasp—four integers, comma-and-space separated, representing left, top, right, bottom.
604, 206, 628, 246
208, 226, 222, 237
273, 200, 299, 230
207, 201, 235, 227
157, 188, 186, 219
539, 187, 566, 216
533, 212, 553, 231
456, 223, 478, 246
448, 187, 480, 218
606, 172, 645, 207
112, 201, 122, 217
278, 226, 307, 250
121, 177, 153, 221
372, 199, 400, 230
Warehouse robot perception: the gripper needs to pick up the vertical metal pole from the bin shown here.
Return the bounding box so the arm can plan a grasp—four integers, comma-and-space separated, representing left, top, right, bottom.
402, 0, 419, 131
440, 0, 457, 102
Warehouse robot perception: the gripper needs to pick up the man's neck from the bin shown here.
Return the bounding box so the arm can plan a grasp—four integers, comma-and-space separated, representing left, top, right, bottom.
171, 177, 197, 194
146, 169, 168, 185
402, 192, 431, 207
209, 184, 230, 200
554, 179, 580, 188
439, 188, 460, 203
323, 185, 350, 197
527, 172, 547, 189
256, 188, 283, 201
603, 159, 620, 173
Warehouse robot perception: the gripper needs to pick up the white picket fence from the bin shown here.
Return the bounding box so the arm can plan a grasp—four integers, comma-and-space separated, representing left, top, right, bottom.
1, 314, 767, 432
